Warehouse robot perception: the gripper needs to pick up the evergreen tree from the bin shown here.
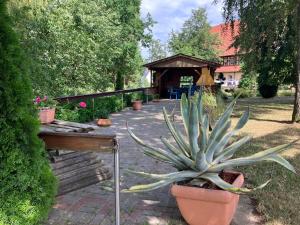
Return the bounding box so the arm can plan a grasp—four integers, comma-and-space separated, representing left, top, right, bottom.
0, 1, 56, 224
168, 8, 220, 61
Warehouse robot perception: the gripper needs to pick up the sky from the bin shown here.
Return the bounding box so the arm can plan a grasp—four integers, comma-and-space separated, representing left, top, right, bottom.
141, 0, 224, 44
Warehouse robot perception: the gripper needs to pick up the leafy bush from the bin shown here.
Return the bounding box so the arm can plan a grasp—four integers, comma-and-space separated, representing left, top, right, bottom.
56, 92, 157, 123
258, 85, 278, 98
97, 109, 110, 119
238, 71, 257, 89
0, 2, 56, 224
233, 88, 256, 98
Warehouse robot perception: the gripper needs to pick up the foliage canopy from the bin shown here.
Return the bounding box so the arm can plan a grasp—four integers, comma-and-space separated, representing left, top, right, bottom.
169, 8, 220, 61
9, 0, 152, 96
0, 1, 56, 224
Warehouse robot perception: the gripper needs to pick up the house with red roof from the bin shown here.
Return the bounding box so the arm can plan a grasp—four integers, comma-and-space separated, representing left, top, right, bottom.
210, 21, 242, 88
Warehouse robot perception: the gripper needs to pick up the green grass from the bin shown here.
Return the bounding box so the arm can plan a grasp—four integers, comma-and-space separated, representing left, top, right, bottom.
233, 96, 300, 225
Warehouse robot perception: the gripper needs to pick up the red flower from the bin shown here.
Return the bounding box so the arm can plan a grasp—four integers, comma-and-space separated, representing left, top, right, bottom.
35, 96, 41, 104
79, 102, 87, 108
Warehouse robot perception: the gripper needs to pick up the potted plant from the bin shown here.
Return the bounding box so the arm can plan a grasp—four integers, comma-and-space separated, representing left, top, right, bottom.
124, 90, 296, 225
152, 94, 160, 103
96, 109, 112, 127
34, 96, 56, 124
132, 93, 143, 110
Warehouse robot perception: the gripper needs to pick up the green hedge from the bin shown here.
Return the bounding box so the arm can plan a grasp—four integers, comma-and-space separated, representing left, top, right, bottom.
56, 92, 154, 123
233, 88, 256, 98
0, 2, 57, 224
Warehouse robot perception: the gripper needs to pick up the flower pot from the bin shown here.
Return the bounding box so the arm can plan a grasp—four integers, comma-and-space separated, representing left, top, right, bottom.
97, 118, 112, 127
171, 171, 244, 225
132, 100, 142, 110
39, 108, 55, 124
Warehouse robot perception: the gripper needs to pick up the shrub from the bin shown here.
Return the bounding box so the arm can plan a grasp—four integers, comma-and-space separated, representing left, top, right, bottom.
56, 92, 158, 123
233, 88, 256, 98
258, 84, 278, 98
238, 71, 257, 89
0, 2, 56, 224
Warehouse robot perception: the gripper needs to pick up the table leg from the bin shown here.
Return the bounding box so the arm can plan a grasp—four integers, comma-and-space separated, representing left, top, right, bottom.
114, 143, 120, 225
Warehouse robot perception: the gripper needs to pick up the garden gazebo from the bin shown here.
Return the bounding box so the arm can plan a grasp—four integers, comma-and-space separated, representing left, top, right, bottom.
144, 54, 221, 98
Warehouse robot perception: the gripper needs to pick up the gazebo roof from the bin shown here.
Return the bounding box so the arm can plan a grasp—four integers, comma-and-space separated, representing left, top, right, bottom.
143, 53, 221, 69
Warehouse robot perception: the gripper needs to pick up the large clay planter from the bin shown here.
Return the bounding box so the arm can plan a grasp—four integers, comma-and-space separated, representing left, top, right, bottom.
171, 171, 244, 225
132, 100, 142, 110
97, 118, 112, 127
39, 108, 55, 124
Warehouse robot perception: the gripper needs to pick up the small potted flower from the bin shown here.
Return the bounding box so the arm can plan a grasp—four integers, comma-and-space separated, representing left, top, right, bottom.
132, 93, 143, 110
97, 109, 112, 127
152, 94, 160, 103
34, 96, 56, 124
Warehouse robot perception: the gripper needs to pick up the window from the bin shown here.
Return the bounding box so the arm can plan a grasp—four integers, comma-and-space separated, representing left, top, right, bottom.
180, 76, 193, 87
222, 56, 240, 66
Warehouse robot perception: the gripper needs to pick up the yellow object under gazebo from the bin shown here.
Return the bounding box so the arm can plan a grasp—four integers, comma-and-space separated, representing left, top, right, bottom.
196, 68, 215, 86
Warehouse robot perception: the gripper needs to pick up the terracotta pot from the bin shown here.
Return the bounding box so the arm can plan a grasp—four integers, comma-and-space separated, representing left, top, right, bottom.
97, 118, 112, 127
39, 108, 55, 124
132, 100, 142, 110
171, 171, 244, 225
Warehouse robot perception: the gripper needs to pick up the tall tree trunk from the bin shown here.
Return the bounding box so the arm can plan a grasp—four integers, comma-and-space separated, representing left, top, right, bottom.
292, 2, 300, 122
115, 71, 125, 90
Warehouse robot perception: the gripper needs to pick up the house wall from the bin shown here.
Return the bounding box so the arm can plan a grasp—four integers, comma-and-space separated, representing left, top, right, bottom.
215, 72, 243, 88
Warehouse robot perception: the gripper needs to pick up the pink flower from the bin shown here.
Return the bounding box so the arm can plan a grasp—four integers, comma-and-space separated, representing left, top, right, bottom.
79, 102, 87, 108
35, 96, 41, 104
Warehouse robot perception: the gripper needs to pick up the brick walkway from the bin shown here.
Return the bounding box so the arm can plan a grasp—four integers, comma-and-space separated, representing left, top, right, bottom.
46, 100, 260, 225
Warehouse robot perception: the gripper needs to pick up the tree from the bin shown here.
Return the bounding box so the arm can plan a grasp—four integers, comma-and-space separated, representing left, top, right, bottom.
0, 1, 56, 224
147, 38, 168, 62
9, 0, 152, 95
168, 8, 220, 60
220, 0, 300, 121
103, 0, 152, 90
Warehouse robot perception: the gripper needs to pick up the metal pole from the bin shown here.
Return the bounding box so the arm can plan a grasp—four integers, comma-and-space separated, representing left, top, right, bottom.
114, 141, 120, 225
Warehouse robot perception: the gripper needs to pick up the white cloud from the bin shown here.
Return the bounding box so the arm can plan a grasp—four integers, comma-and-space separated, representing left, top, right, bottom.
141, 0, 224, 43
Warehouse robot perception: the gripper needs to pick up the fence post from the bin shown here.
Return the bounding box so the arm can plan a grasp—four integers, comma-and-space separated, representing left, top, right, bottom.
121, 94, 124, 108
92, 98, 95, 120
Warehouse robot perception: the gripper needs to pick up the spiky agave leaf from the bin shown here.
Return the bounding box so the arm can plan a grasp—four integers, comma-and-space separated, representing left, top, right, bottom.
160, 137, 196, 169
199, 173, 271, 194
188, 100, 200, 159
122, 170, 202, 193
127, 122, 187, 170
163, 107, 191, 156
209, 141, 298, 173
206, 107, 250, 163
214, 136, 251, 162
181, 93, 190, 134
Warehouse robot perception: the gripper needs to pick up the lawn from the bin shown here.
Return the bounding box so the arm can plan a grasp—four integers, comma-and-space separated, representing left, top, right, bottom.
232, 96, 300, 225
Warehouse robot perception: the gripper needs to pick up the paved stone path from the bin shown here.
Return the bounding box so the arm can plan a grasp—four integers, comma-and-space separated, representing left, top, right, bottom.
46, 100, 261, 225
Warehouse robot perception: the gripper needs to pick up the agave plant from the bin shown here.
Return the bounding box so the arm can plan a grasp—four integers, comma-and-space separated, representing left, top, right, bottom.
124, 90, 296, 193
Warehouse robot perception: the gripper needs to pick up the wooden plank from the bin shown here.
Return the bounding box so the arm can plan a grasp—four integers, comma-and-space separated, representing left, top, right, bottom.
51, 151, 90, 163
55, 87, 157, 103
39, 131, 116, 153
56, 162, 107, 180
53, 120, 98, 130
51, 153, 96, 170
57, 175, 107, 195
59, 167, 110, 186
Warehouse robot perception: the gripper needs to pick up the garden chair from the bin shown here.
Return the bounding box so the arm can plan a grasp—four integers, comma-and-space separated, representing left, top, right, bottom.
168, 87, 180, 99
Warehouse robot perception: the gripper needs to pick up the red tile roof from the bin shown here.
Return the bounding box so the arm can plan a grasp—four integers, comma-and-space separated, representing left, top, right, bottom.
216, 65, 241, 73
210, 21, 240, 57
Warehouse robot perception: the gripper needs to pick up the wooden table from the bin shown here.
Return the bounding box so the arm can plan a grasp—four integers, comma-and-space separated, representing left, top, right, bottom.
39, 120, 120, 225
